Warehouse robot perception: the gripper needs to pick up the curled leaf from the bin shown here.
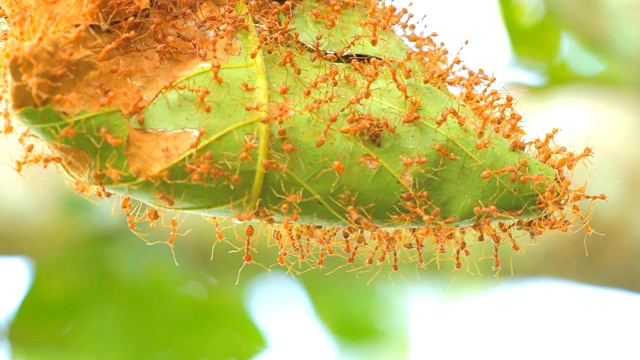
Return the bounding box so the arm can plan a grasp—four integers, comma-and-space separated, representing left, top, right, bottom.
2, 0, 604, 272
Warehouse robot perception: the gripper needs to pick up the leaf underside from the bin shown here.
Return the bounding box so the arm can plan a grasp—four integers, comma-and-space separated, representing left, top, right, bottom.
13, 0, 554, 229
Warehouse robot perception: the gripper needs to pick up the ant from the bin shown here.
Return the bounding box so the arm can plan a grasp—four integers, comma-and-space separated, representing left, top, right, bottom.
313, 157, 349, 191
233, 224, 269, 284
272, 183, 304, 213
120, 196, 137, 231
145, 217, 191, 266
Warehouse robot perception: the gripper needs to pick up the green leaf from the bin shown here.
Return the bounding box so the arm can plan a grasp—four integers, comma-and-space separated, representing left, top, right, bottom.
14, 1, 553, 228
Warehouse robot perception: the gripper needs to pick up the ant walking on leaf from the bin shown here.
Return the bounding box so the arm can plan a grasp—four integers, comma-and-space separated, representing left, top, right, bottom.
312, 155, 351, 192
271, 181, 315, 215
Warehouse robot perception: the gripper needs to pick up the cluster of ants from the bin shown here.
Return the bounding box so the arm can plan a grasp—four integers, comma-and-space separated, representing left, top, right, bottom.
1, 0, 605, 274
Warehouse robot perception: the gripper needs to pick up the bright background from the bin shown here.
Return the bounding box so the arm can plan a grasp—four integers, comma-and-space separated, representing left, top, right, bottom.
1, 0, 639, 359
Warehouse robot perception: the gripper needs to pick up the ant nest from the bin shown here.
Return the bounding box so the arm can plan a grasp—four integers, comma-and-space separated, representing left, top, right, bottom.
1, 0, 605, 274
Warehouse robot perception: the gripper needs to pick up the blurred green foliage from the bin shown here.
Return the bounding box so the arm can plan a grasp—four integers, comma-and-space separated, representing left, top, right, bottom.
499, 0, 640, 86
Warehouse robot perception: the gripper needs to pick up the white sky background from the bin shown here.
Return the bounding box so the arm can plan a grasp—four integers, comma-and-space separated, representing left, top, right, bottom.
0, 256, 34, 360
245, 276, 640, 360
408, 279, 640, 360
392, 0, 545, 86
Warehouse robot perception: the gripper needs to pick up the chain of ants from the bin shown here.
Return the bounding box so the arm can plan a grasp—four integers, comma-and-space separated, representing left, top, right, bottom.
1, 0, 606, 273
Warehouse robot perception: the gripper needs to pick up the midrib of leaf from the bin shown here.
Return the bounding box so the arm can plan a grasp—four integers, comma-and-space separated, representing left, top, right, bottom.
240, 2, 271, 212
